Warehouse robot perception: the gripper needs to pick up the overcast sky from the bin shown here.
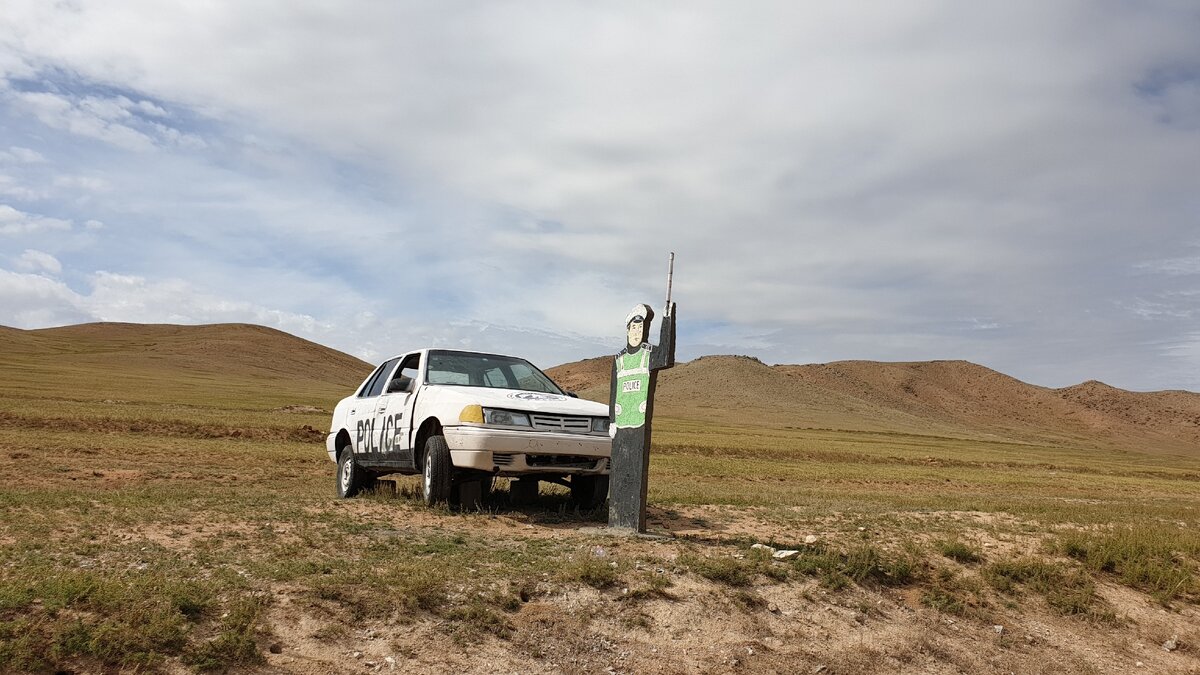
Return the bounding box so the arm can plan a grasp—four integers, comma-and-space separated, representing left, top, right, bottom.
1, 2, 1198, 391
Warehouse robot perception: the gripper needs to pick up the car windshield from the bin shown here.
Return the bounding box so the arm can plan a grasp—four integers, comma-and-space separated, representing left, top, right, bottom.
424, 350, 564, 394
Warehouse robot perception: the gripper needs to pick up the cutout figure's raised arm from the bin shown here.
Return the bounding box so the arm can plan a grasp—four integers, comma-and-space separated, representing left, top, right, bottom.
650, 303, 676, 371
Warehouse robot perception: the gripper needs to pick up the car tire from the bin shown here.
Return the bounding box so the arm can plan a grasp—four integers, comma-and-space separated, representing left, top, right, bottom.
510, 478, 539, 505
570, 475, 609, 509
453, 480, 484, 510
336, 446, 367, 498
422, 435, 452, 505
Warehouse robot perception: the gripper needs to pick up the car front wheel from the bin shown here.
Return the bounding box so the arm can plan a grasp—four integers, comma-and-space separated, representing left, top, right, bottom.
336, 446, 366, 498
571, 474, 609, 509
422, 435, 452, 505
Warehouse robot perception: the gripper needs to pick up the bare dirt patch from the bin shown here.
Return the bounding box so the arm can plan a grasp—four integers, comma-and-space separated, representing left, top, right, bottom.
276, 405, 330, 415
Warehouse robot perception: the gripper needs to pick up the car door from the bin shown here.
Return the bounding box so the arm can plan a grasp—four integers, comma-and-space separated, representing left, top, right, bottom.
352, 357, 400, 465
347, 360, 386, 456
371, 352, 422, 471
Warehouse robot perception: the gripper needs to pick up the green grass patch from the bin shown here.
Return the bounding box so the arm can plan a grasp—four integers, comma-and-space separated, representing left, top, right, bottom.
183, 596, 267, 671
0, 560, 232, 672
790, 542, 922, 589
683, 555, 755, 587
621, 572, 675, 602
937, 539, 983, 564
920, 568, 987, 617
561, 557, 619, 589
983, 557, 1116, 622
1055, 526, 1197, 603
445, 601, 514, 641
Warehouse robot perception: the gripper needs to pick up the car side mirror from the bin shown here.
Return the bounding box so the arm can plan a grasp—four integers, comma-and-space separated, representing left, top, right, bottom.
387, 376, 413, 394
566, 391, 579, 398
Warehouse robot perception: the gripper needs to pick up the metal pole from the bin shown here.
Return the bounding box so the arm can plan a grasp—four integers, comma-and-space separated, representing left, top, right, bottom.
665, 252, 675, 316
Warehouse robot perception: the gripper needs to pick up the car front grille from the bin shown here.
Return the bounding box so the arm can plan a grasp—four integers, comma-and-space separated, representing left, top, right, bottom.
529, 414, 592, 433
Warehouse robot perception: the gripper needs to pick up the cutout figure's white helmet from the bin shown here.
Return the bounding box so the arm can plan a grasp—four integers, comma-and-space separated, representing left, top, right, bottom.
625, 304, 653, 327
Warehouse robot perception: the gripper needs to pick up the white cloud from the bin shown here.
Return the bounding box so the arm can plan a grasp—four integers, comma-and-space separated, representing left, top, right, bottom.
15, 249, 61, 275
0, 268, 90, 327
0, 267, 338, 338
53, 175, 112, 193
1136, 256, 1200, 276
1125, 298, 1194, 320
0, 174, 43, 200
81, 271, 328, 331
0, 146, 45, 163
0, 204, 71, 235
5, 89, 203, 153
11, 91, 157, 152
1162, 334, 1200, 380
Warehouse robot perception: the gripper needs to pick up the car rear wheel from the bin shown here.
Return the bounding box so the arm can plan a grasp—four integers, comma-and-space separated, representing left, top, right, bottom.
336, 445, 367, 498
422, 435, 452, 505
570, 475, 609, 509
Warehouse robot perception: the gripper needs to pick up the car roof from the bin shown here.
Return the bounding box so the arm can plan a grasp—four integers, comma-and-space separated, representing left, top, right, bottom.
382, 347, 528, 363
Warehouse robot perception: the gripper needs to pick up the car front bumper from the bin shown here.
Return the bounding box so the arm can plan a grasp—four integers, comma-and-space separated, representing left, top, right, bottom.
443, 425, 611, 476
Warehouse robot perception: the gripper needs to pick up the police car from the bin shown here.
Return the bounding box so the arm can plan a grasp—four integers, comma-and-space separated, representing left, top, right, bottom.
326, 348, 612, 507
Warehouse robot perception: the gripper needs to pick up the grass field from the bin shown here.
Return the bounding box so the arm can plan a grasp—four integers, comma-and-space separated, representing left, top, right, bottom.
1, 326, 1198, 673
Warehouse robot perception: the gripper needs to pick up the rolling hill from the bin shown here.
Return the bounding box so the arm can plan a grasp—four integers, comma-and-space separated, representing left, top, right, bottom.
0, 322, 372, 407
548, 354, 1200, 454
4, 322, 1196, 454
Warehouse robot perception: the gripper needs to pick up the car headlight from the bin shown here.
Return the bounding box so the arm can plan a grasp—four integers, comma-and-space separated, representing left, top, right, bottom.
483, 408, 531, 427
591, 417, 610, 434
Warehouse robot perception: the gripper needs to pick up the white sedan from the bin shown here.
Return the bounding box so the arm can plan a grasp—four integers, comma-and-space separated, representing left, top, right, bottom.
326, 348, 611, 507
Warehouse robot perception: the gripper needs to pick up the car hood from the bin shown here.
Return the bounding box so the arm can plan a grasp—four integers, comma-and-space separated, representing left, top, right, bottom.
423, 385, 608, 416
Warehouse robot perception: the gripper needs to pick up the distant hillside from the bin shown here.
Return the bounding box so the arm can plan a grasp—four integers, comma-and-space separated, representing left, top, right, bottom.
547, 355, 1200, 454
6, 323, 1197, 455
0, 322, 372, 407
547, 356, 613, 398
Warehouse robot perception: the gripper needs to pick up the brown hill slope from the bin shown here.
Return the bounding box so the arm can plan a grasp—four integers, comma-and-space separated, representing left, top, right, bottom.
777, 360, 1092, 445
546, 355, 612, 397
548, 355, 1200, 453
654, 356, 960, 435
549, 355, 977, 437
782, 361, 1200, 450
1057, 380, 1200, 446
0, 322, 372, 406
21, 322, 370, 383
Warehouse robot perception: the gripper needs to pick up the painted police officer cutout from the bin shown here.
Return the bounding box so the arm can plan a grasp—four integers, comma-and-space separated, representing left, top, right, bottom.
608, 254, 678, 533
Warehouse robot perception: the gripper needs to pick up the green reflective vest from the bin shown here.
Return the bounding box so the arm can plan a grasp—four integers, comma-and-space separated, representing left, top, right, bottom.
614, 348, 651, 429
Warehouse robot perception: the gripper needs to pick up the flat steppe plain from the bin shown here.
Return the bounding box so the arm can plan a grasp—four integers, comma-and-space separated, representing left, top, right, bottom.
1, 323, 1198, 674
